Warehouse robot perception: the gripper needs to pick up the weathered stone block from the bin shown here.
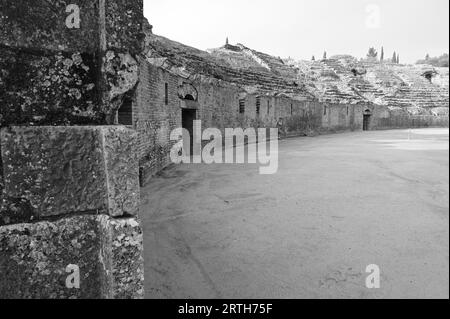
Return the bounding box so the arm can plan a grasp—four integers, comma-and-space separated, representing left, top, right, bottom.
103, 126, 140, 219
99, 216, 145, 299
0, 214, 144, 299
104, 0, 144, 55
0, 0, 99, 53
0, 126, 140, 224
0, 47, 102, 127
0, 1, 145, 127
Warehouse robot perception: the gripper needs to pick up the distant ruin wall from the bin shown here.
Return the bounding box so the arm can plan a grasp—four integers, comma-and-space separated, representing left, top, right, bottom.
376, 112, 449, 130
135, 62, 360, 183
319, 103, 365, 132
134, 60, 181, 183
135, 58, 448, 186
0, 0, 145, 299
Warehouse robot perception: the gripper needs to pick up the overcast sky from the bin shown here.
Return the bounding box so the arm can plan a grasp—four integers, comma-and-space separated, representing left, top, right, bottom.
144, 0, 449, 64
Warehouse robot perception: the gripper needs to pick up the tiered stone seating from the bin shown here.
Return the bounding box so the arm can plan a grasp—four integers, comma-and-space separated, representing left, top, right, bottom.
145, 31, 448, 113
322, 59, 354, 78
291, 60, 367, 103
364, 64, 450, 112
146, 34, 314, 99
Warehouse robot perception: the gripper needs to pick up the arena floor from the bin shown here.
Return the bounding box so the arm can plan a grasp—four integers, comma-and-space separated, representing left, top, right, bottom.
141, 128, 449, 299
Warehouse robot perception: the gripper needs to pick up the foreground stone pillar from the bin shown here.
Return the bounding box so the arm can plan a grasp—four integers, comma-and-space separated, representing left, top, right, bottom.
0, 126, 144, 299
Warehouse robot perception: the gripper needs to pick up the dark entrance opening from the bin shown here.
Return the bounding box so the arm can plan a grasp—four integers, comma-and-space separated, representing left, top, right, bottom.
182, 108, 197, 156
423, 72, 434, 83
118, 95, 133, 125
363, 110, 372, 131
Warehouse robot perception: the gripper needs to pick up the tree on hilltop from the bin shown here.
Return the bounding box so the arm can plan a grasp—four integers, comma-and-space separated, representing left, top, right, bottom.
392, 51, 397, 63
416, 53, 449, 67
367, 47, 378, 59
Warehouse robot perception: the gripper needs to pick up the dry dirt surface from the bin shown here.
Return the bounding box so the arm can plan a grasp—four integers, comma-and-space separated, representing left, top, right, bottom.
140, 128, 449, 299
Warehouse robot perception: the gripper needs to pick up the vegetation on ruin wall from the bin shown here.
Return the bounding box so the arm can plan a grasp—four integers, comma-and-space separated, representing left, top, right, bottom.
417, 54, 449, 67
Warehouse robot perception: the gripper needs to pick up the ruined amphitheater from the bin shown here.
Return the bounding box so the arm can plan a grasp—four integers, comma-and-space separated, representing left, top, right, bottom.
0, 0, 448, 298
137, 22, 448, 181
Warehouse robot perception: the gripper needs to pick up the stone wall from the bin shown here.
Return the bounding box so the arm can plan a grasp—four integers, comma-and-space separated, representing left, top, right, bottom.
0, 0, 144, 126
375, 110, 449, 129
320, 103, 364, 132
0, 213, 143, 299
0, 0, 145, 299
134, 61, 362, 184
0, 126, 144, 299
0, 0, 99, 53
134, 28, 449, 185
0, 0, 100, 126
134, 60, 181, 184
135, 54, 448, 187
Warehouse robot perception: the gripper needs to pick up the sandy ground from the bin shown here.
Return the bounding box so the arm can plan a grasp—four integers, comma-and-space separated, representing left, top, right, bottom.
140, 128, 449, 299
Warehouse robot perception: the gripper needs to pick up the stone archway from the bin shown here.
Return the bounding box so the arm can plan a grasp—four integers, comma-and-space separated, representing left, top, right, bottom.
177, 83, 198, 101
178, 83, 199, 156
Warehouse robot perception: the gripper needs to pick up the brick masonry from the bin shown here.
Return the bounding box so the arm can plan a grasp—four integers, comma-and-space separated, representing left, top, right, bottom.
133, 60, 371, 184
132, 55, 447, 186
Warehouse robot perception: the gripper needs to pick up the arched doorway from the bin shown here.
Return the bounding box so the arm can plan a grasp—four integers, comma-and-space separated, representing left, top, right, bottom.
182, 108, 196, 156
177, 83, 198, 101
363, 109, 372, 131
178, 83, 199, 156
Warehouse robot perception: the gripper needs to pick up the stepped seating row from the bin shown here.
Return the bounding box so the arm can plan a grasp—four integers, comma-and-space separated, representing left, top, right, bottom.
146, 32, 448, 111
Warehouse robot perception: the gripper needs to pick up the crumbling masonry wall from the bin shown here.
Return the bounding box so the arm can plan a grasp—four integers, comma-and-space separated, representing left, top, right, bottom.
135, 61, 329, 182
0, 0, 145, 298
134, 60, 181, 183
135, 59, 416, 185
134, 29, 449, 183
